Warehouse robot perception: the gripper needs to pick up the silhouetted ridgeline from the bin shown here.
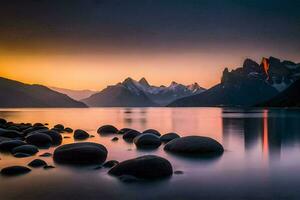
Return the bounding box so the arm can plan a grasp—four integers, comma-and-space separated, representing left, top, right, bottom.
0, 77, 87, 108
257, 78, 300, 107
168, 56, 300, 107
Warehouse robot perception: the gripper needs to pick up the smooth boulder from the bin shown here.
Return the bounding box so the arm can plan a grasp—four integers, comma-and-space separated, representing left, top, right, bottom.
0, 128, 23, 138
117, 128, 132, 135
25, 133, 53, 148
0, 140, 26, 152
54, 142, 108, 165
133, 133, 161, 149
28, 159, 47, 168
122, 130, 141, 142
160, 133, 180, 143
109, 155, 173, 180
39, 130, 62, 145
12, 145, 39, 155
1, 166, 31, 176
73, 129, 90, 140
142, 129, 161, 136
97, 125, 118, 135
164, 136, 224, 156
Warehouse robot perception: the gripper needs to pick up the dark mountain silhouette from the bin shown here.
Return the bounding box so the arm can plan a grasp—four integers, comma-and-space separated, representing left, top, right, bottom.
257, 79, 300, 107
0, 77, 87, 108
169, 57, 300, 107
82, 77, 205, 107
50, 87, 96, 101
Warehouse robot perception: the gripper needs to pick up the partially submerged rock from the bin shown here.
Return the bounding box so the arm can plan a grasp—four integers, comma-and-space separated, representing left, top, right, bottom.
73, 129, 90, 140
54, 142, 107, 165
117, 128, 132, 135
12, 145, 39, 155
142, 129, 161, 136
1, 166, 31, 176
28, 159, 47, 168
122, 130, 141, 142
97, 125, 118, 135
109, 155, 173, 180
39, 152, 52, 157
164, 136, 224, 157
0, 140, 26, 152
25, 133, 53, 148
64, 127, 73, 133
0, 128, 23, 138
160, 133, 180, 143
133, 133, 161, 149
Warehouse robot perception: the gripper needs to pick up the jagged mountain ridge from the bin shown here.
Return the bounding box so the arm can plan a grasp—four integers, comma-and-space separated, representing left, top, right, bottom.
82, 78, 206, 107
169, 56, 300, 107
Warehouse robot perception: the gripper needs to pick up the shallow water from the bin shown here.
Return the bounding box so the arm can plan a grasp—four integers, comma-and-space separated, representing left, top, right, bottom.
1, 107, 300, 200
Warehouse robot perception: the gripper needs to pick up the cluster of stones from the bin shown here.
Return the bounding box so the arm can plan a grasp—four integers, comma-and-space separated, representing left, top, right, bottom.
0, 118, 224, 181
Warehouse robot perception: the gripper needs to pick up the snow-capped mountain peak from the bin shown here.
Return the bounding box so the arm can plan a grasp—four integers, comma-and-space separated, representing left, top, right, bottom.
119, 77, 206, 105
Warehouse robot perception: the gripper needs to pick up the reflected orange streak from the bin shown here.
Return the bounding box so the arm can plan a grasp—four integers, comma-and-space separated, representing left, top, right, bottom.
262, 110, 269, 159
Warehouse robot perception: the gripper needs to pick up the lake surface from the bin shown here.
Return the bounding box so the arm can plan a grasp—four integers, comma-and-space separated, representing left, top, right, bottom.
1, 107, 300, 200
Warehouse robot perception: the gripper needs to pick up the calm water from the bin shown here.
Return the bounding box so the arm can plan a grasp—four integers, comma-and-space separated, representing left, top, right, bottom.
1, 108, 300, 200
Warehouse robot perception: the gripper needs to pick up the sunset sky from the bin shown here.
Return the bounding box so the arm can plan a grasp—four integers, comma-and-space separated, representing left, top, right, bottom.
0, 0, 299, 90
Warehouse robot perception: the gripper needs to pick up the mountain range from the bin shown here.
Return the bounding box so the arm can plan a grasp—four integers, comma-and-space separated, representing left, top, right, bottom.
50, 87, 96, 101
82, 78, 205, 107
0, 77, 87, 108
0, 56, 299, 108
169, 56, 300, 107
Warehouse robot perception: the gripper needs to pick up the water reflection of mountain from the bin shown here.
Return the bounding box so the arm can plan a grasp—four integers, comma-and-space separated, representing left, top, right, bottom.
222, 109, 300, 158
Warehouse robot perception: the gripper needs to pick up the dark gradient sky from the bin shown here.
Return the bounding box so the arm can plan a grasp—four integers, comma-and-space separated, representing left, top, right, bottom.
0, 0, 299, 89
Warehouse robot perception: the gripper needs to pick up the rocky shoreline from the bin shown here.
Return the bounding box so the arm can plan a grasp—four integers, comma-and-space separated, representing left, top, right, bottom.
0, 118, 224, 181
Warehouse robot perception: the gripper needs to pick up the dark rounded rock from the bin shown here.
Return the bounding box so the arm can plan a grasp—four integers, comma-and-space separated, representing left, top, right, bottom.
122, 130, 141, 142
44, 165, 55, 170
97, 125, 118, 135
64, 127, 73, 133
174, 170, 184, 175
7, 126, 21, 131
23, 126, 48, 135
0, 140, 26, 152
54, 142, 108, 165
133, 133, 161, 149
164, 136, 224, 156
109, 155, 173, 180
142, 129, 161, 136
117, 128, 132, 135
0, 128, 23, 138
33, 123, 45, 127
0, 118, 7, 125
28, 159, 47, 168
13, 153, 31, 158
111, 137, 119, 141
39, 130, 62, 145
25, 133, 53, 148
39, 152, 52, 157
12, 145, 39, 155
54, 124, 64, 131
103, 160, 119, 168
1, 166, 31, 176
160, 133, 180, 143
74, 129, 90, 140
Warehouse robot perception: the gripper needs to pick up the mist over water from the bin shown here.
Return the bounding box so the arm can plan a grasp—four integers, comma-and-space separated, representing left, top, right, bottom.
1, 108, 300, 199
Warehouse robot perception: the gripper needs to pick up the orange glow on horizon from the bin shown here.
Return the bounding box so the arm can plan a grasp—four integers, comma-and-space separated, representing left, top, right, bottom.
0, 52, 233, 90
